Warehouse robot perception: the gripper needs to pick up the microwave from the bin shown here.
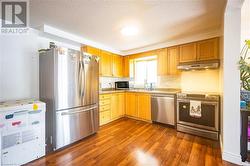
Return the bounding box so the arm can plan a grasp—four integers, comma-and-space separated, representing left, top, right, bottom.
115, 81, 129, 89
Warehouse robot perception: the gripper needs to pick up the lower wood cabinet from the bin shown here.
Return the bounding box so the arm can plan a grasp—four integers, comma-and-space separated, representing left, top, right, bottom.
125, 92, 137, 117
111, 93, 125, 119
100, 110, 111, 125
137, 94, 151, 121
99, 93, 125, 126
125, 92, 151, 121
100, 92, 151, 126
99, 94, 111, 125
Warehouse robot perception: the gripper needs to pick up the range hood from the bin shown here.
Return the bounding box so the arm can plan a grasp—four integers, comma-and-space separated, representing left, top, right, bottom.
177, 61, 220, 70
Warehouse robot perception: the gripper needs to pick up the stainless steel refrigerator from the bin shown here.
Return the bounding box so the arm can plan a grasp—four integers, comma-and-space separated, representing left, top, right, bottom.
39, 47, 99, 153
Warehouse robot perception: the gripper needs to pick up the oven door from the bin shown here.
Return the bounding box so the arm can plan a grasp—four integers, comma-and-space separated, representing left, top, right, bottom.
177, 99, 219, 131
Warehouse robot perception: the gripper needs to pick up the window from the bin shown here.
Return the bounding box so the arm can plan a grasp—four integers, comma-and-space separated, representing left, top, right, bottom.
131, 56, 157, 87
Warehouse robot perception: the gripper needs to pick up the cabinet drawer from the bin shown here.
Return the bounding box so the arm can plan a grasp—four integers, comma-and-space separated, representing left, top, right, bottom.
100, 94, 111, 100
100, 105, 110, 112
100, 110, 111, 124
99, 99, 111, 106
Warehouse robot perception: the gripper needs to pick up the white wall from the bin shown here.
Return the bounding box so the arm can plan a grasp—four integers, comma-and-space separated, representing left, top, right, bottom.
0, 29, 81, 102
241, 0, 250, 44
222, 1, 242, 164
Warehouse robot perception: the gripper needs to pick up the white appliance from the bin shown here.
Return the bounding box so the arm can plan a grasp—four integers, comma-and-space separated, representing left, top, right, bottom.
0, 99, 46, 165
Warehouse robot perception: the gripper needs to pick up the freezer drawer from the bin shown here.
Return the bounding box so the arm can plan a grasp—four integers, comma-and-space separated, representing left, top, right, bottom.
151, 95, 175, 126
55, 105, 98, 150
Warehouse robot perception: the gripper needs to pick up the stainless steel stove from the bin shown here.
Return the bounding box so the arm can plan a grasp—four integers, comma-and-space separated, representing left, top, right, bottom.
176, 92, 220, 140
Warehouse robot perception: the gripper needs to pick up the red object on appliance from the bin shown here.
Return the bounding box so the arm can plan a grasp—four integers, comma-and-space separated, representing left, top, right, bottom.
12, 121, 21, 126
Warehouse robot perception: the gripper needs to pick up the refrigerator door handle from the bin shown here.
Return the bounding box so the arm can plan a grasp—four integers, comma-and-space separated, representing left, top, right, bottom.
82, 57, 86, 100
60, 106, 98, 116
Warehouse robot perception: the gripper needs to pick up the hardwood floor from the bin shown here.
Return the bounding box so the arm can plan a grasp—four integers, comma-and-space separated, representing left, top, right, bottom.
28, 118, 237, 166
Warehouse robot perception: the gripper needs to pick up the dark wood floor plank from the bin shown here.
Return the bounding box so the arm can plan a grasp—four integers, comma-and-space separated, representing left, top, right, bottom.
27, 118, 237, 166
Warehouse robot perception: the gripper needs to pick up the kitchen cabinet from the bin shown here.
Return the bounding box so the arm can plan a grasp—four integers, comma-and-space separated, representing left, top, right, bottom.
82, 46, 100, 56
125, 92, 137, 117
113, 54, 123, 77
168, 46, 180, 75
125, 92, 151, 121
111, 93, 125, 119
137, 94, 151, 121
99, 94, 111, 125
179, 42, 197, 63
123, 56, 130, 77
157, 47, 180, 76
197, 38, 219, 61
157, 48, 168, 76
100, 50, 113, 77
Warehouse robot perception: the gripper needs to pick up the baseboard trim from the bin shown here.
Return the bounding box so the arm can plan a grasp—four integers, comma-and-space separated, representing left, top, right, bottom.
222, 151, 242, 165
124, 115, 152, 123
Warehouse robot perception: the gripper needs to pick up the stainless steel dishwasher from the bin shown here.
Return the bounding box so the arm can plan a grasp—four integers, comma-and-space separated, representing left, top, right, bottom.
151, 94, 175, 126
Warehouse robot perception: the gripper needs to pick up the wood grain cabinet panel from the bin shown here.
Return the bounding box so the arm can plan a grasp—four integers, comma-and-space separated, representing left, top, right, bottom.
99, 94, 112, 125
197, 38, 219, 61
111, 93, 125, 119
137, 94, 151, 121
168, 46, 180, 75
157, 48, 168, 76
125, 93, 137, 117
113, 54, 123, 77
123, 56, 130, 77
179, 42, 197, 63
100, 110, 111, 125
118, 93, 125, 116
100, 50, 113, 76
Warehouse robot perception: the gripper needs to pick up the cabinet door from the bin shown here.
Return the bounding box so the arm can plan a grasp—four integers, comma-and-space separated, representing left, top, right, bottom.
100, 110, 111, 125
157, 48, 168, 76
111, 94, 119, 119
113, 54, 123, 77
168, 46, 180, 75
179, 43, 197, 63
137, 94, 151, 121
118, 93, 125, 116
101, 50, 113, 76
125, 93, 137, 117
197, 38, 219, 61
123, 56, 130, 77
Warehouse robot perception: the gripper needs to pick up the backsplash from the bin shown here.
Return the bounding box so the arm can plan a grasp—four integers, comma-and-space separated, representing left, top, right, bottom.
157, 76, 181, 89
100, 77, 130, 89
100, 76, 181, 89
100, 69, 220, 92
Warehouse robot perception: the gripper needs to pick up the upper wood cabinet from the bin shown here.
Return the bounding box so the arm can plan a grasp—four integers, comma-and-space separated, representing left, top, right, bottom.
197, 38, 219, 61
112, 54, 123, 77
100, 50, 113, 77
82, 46, 100, 56
179, 37, 220, 63
137, 93, 151, 121
123, 56, 130, 77
157, 48, 168, 76
157, 47, 180, 76
168, 46, 180, 75
179, 42, 197, 63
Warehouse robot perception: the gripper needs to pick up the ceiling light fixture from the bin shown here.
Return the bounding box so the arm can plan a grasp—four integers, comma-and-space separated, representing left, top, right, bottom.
121, 26, 138, 36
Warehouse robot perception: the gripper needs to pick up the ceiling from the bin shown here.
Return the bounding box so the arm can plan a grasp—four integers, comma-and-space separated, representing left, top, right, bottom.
30, 0, 226, 54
